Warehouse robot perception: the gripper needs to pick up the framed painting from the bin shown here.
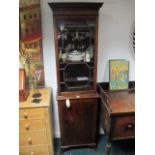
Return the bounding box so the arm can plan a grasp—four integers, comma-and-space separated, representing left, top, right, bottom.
19, 0, 45, 88
109, 59, 129, 90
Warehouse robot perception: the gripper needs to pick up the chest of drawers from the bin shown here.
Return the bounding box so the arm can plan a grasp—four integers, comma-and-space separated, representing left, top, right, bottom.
19, 88, 54, 155
97, 82, 135, 155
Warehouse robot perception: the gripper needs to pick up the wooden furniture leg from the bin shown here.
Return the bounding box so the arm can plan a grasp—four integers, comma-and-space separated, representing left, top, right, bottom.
105, 118, 112, 155
106, 143, 111, 155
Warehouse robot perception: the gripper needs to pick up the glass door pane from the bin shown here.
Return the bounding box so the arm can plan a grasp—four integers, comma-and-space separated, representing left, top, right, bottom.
56, 19, 96, 91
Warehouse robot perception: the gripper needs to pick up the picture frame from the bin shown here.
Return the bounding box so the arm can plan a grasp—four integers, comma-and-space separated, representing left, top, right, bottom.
109, 59, 129, 90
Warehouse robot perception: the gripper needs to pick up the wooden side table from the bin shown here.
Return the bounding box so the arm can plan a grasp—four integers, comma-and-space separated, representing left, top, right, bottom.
97, 82, 135, 155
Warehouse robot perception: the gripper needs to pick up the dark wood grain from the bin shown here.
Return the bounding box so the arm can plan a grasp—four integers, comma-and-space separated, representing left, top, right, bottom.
58, 97, 99, 149
97, 81, 135, 155
49, 3, 103, 94
48, 3, 103, 16
49, 3, 103, 152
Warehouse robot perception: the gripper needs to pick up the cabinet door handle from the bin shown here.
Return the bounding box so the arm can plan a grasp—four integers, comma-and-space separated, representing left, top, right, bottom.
127, 124, 134, 129
128, 124, 132, 128
66, 99, 71, 108
28, 137, 32, 145
25, 124, 30, 130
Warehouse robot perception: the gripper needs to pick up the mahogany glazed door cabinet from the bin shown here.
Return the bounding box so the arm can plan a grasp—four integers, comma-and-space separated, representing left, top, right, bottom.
49, 3, 103, 151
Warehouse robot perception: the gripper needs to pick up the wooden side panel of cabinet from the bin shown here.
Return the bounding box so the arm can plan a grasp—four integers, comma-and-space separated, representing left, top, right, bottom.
58, 98, 98, 148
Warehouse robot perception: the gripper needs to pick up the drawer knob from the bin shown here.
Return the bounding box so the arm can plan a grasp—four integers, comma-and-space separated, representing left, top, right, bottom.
25, 124, 30, 130
127, 124, 133, 128
23, 112, 28, 119
28, 137, 32, 145
30, 152, 34, 155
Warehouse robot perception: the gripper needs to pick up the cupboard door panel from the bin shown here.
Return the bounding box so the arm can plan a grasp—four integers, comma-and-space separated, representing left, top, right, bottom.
59, 98, 98, 146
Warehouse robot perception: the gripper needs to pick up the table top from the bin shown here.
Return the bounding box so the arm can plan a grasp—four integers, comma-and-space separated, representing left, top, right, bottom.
98, 82, 135, 114
19, 87, 52, 109
107, 90, 135, 114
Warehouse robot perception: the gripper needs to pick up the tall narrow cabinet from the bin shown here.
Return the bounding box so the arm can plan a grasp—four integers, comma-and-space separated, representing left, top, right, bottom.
49, 3, 103, 151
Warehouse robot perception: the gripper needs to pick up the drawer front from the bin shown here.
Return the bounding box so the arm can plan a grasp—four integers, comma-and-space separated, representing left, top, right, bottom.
19, 109, 24, 119
19, 119, 46, 132
19, 108, 45, 120
19, 145, 49, 155
112, 115, 135, 139
19, 131, 48, 146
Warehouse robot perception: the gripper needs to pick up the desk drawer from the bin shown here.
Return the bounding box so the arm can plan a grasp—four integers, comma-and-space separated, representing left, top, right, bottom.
19, 131, 48, 146
19, 108, 45, 120
112, 115, 135, 139
19, 145, 49, 155
19, 119, 46, 132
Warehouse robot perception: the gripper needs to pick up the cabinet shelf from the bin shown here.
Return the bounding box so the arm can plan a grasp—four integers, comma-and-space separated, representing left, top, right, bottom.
59, 61, 94, 70
65, 77, 93, 82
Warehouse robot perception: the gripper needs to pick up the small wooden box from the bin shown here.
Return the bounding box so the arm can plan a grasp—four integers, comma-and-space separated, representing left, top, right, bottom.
19, 68, 29, 102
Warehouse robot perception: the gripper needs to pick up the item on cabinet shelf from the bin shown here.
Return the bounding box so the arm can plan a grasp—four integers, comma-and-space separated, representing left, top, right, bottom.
59, 49, 62, 60
68, 50, 83, 62
77, 77, 88, 81
62, 53, 67, 62
109, 59, 129, 91
19, 68, 29, 102
65, 44, 72, 52
97, 82, 135, 155
31, 98, 41, 103
85, 46, 94, 62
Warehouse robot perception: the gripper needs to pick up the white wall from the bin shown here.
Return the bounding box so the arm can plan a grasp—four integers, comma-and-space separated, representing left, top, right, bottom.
40, 0, 135, 137
98, 0, 135, 82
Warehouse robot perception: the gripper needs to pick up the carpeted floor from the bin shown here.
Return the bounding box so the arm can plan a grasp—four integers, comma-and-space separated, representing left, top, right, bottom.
54, 135, 135, 155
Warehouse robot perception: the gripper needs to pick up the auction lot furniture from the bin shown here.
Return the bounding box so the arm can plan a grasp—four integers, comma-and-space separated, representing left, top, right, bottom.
19, 88, 54, 155
97, 82, 135, 155
49, 2, 103, 152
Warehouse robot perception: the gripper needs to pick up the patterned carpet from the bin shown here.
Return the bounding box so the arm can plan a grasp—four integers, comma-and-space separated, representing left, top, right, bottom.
54, 135, 135, 155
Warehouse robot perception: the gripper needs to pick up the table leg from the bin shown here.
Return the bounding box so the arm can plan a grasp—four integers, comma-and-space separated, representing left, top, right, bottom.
106, 142, 111, 155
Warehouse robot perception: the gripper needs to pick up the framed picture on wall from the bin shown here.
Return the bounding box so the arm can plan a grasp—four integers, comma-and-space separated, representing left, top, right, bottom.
109, 59, 129, 90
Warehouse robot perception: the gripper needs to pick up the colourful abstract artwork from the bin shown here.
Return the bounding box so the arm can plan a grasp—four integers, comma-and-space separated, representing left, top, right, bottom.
109, 60, 129, 90
19, 0, 45, 88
